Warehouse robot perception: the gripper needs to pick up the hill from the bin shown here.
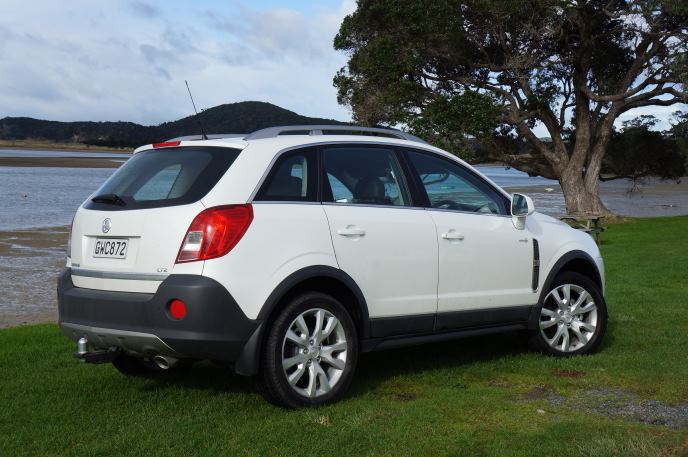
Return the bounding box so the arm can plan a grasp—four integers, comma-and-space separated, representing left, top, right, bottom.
0, 101, 348, 148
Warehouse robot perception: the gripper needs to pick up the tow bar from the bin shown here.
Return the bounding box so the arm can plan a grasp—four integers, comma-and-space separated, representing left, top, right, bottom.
73, 337, 118, 364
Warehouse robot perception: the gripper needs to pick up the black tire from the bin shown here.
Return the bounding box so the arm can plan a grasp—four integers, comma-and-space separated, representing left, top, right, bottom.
529, 271, 607, 357
112, 354, 192, 377
256, 292, 358, 409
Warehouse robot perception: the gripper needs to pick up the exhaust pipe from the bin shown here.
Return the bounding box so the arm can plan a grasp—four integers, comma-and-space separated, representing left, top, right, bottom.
153, 355, 179, 370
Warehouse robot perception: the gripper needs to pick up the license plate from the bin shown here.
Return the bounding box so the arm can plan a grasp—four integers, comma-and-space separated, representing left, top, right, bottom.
93, 238, 128, 259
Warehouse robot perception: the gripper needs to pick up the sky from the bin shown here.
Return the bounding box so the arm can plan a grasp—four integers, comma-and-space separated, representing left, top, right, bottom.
0, 0, 356, 125
0, 0, 682, 133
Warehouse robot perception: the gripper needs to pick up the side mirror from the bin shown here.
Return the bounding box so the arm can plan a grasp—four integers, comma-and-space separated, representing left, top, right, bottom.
511, 193, 535, 229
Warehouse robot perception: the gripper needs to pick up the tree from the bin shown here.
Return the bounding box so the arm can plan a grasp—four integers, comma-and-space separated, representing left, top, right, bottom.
334, 0, 688, 214
603, 115, 685, 185
669, 111, 688, 171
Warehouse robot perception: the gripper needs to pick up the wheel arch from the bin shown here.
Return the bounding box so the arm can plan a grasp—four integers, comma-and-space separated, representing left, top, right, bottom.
234, 266, 370, 376
528, 250, 603, 330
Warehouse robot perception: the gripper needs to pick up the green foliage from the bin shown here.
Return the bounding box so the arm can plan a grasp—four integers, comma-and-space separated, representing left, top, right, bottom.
334, 0, 688, 182
1, 217, 688, 456
407, 91, 501, 160
605, 116, 686, 181
670, 111, 688, 171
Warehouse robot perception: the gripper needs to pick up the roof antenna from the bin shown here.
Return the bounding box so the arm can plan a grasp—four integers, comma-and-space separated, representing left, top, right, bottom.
185, 80, 208, 140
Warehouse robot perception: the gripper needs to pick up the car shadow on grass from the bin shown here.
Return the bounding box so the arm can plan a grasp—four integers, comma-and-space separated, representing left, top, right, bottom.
350, 331, 531, 395
136, 361, 255, 395
140, 331, 533, 401
137, 321, 620, 407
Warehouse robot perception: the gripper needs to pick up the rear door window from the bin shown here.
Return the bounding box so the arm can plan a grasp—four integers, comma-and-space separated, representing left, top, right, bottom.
85, 146, 241, 211
322, 146, 411, 207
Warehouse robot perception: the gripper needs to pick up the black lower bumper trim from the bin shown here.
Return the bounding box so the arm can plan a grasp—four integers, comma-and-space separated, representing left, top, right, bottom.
57, 269, 260, 362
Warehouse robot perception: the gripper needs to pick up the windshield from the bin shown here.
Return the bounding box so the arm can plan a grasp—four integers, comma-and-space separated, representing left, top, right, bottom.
85, 146, 241, 211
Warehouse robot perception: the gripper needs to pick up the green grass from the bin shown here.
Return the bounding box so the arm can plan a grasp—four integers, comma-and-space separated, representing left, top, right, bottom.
1, 217, 687, 457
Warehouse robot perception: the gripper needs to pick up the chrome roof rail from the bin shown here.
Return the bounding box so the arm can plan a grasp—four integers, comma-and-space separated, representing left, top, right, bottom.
243, 125, 427, 143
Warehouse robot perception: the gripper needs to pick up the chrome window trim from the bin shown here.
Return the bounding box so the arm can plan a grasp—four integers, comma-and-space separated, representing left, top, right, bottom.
423, 207, 512, 219
322, 202, 427, 211
251, 201, 321, 206
252, 200, 509, 216
252, 200, 426, 210
71, 268, 168, 281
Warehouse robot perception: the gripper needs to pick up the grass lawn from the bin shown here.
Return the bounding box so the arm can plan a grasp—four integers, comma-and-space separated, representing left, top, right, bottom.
1, 217, 687, 457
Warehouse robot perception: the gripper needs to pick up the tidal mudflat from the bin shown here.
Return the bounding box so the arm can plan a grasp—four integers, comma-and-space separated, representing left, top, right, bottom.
0, 227, 67, 328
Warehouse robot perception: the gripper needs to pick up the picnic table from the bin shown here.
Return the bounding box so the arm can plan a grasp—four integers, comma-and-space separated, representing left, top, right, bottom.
558, 214, 606, 244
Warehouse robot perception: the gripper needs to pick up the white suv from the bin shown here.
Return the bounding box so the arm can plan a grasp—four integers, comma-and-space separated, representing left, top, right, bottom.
58, 125, 607, 408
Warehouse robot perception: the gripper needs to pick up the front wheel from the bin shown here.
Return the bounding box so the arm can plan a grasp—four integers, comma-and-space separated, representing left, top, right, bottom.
529, 271, 607, 356
256, 292, 358, 409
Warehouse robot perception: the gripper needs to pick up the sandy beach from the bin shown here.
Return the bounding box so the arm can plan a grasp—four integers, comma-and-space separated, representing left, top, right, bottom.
0, 156, 126, 168
0, 227, 67, 328
0, 147, 131, 168
0, 140, 130, 153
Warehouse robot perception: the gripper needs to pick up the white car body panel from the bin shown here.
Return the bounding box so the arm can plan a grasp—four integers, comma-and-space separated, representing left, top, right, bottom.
428, 211, 536, 311
322, 205, 438, 318
526, 212, 602, 292
201, 203, 338, 320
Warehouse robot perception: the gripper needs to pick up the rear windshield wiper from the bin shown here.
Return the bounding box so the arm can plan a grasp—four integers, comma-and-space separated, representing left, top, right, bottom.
91, 193, 126, 206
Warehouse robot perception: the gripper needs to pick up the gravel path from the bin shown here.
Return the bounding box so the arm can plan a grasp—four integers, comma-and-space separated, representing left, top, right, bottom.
524, 386, 688, 429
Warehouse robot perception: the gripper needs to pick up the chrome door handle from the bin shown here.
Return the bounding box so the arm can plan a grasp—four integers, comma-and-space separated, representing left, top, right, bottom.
441, 231, 464, 240
337, 227, 366, 237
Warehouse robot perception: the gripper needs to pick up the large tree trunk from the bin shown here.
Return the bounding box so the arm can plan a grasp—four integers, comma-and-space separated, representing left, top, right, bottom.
559, 166, 611, 215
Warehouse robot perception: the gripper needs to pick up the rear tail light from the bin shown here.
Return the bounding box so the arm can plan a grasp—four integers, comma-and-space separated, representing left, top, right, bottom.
176, 205, 253, 263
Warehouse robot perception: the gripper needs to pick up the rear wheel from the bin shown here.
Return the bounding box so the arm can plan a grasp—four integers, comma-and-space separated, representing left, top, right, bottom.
530, 271, 607, 356
256, 292, 358, 409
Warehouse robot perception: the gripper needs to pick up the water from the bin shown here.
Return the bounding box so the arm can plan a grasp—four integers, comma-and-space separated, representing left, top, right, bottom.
0, 162, 548, 232
474, 165, 559, 188
0, 167, 116, 230
0, 156, 684, 232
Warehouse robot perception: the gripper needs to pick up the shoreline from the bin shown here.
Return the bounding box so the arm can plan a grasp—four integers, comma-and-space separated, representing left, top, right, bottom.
0, 226, 67, 329
0, 140, 131, 153
0, 156, 125, 168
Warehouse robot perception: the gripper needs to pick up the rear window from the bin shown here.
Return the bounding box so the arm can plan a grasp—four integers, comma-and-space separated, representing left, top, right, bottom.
85, 147, 241, 211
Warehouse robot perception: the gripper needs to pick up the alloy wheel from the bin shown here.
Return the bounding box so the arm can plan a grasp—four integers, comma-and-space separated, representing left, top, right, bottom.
539, 284, 598, 352
281, 308, 348, 398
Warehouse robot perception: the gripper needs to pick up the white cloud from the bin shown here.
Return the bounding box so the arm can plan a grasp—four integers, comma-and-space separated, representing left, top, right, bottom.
0, 0, 355, 125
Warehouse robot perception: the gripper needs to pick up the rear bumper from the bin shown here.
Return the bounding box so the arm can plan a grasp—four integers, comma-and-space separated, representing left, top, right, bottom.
57, 269, 261, 363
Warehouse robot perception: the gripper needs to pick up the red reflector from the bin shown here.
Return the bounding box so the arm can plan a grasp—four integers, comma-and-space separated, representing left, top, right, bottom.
168, 299, 187, 320
176, 204, 253, 263
153, 141, 181, 148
